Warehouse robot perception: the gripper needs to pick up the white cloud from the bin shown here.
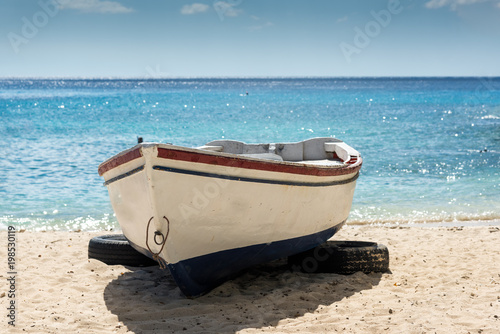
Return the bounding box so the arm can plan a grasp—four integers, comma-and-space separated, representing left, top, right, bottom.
425, 0, 451, 8
336, 16, 348, 23
180, 3, 210, 15
57, 0, 133, 14
213, 1, 243, 18
224, 8, 243, 17
425, 0, 500, 10
249, 21, 273, 32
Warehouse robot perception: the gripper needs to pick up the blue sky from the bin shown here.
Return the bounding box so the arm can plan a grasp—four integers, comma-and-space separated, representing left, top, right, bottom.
1, 0, 500, 77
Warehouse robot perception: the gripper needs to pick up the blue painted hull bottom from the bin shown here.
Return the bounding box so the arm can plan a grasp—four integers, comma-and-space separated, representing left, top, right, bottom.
130, 221, 345, 298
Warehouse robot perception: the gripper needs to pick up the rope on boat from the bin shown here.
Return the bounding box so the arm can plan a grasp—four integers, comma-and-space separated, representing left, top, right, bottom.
145, 216, 170, 269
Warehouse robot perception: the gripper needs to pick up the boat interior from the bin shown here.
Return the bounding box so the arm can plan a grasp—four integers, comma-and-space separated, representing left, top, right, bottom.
198, 137, 359, 165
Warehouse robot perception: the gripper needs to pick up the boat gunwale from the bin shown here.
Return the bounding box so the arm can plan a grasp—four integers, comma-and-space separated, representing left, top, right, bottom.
98, 145, 143, 176
98, 143, 362, 177
157, 146, 362, 177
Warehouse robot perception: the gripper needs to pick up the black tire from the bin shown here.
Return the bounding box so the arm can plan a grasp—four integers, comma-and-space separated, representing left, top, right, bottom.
288, 241, 389, 274
88, 234, 157, 267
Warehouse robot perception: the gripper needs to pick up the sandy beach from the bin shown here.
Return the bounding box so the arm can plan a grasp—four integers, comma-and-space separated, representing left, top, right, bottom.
1, 225, 499, 333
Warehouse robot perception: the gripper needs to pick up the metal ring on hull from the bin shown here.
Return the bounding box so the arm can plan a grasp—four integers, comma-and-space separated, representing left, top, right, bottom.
145, 216, 170, 269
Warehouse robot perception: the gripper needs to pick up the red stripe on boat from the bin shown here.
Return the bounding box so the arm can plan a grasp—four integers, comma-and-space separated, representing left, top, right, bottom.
157, 148, 361, 177
98, 147, 143, 176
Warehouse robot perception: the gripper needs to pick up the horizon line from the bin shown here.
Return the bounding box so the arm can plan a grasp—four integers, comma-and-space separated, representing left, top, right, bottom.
1, 75, 500, 80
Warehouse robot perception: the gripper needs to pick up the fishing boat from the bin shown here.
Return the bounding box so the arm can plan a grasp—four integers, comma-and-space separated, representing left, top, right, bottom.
98, 137, 362, 297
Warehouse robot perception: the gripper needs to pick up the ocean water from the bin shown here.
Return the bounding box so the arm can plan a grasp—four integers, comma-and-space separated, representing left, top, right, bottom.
1, 78, 499, 231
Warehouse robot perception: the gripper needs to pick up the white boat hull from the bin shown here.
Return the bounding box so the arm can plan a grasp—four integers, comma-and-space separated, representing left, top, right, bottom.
99, 138, 362, 297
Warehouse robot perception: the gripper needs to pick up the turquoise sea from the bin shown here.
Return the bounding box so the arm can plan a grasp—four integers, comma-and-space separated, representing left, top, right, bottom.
1, 78, 499, 231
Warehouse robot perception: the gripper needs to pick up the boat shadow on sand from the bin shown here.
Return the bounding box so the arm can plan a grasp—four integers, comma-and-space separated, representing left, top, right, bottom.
103, 259, 384, 333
